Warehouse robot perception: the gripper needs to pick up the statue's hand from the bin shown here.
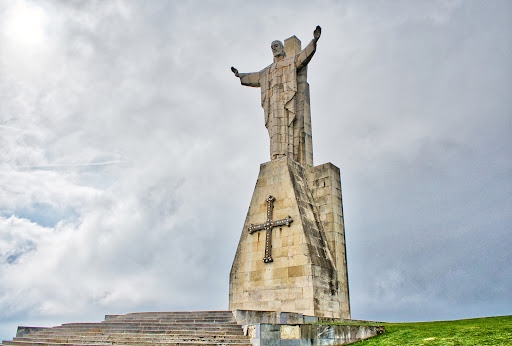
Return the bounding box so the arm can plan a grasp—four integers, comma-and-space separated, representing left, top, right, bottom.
231, 66, 239, 77
313, 25, 321, 42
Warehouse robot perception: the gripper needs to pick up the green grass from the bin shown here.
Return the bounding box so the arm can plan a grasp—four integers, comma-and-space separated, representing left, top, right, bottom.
350, 315, 512, 345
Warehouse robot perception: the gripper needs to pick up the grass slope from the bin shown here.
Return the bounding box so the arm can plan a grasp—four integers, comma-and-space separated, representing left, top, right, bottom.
352, 315, 512, 345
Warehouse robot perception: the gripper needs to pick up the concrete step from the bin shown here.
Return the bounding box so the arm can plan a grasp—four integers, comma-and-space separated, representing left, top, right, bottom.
36, 329, 244, 336
3, 338, 251, 346
2, 342, 111, 346
63, 321, 241, 327
34, 330, 245, 338
3, 311, 251, 345
14, 337, 248, 343
13, 336, 251, 343
3, 342, 251, 346
51, 327, 243, 333
106, 318, 235, 323
55, 325, 243, 332
35, 328, 243, 337
106, 311, 234, 319
113, 311, 233, 315
13, 335, 251, 342
33, 332, 245, 340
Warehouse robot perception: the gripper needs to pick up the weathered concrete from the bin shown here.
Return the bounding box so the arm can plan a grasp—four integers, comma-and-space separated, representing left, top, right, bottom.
306, 162, 350, 318
229, 157, 350, 318
232, 310, 381, 327
15, 327, 48, 338
4, 310, 384, 346
2, 311, 252, 345
250, 323, 384, 346
232, 311, 384, 346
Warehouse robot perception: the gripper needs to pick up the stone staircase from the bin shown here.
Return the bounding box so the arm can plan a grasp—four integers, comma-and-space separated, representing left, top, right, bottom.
2, 311, 252, 345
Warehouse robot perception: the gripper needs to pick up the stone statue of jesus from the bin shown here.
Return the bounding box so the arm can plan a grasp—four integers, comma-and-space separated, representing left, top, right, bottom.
232, 26, 321, 167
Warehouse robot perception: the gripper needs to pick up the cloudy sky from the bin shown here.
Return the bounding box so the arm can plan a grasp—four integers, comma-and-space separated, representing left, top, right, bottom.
0, 0, 511, 340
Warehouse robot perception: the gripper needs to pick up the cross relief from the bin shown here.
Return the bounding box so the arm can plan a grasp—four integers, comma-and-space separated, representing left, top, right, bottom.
248, 195, 293, 263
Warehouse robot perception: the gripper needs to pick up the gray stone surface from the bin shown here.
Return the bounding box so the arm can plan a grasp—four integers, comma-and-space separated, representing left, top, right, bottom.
229, 157, 350, 318
232, 310, 381, 329
15, 327, 48, 338
3, 311, 252, 345
232, 26, 321, 167
306, 163, 350, 318
248, 322, 384, 346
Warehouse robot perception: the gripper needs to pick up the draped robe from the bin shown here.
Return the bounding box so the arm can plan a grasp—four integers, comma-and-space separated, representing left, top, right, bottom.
238, 39, 317, 166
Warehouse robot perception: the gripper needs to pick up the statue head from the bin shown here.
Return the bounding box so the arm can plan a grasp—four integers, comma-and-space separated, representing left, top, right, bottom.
271, 40, 286, 58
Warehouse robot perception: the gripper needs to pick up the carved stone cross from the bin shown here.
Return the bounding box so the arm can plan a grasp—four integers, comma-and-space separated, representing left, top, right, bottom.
248, 195, 293, 263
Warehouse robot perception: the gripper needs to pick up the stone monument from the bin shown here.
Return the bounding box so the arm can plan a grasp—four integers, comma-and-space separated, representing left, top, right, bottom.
2, 26, 393, 346
229, 26, 350, 318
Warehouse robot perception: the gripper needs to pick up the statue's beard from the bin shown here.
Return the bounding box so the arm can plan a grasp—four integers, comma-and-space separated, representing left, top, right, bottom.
273, 50, 285, 57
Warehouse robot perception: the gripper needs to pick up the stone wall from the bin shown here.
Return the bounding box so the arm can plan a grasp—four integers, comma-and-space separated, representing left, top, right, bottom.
229, 157, 349, 318
232, 310, 378, 326
306, 163, 350, 318
249, 324, 384, 346
16, 327, 48, 337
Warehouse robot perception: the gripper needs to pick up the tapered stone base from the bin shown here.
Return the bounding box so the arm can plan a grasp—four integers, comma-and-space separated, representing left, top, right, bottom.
229, 157, 350, 318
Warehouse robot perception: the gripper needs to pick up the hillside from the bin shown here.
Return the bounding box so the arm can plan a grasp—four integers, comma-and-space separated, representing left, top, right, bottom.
352, 315, 512, 345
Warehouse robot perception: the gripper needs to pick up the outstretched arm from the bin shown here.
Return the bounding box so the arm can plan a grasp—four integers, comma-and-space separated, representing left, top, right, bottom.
296, 25, 321, 70
231, 66, 261, 87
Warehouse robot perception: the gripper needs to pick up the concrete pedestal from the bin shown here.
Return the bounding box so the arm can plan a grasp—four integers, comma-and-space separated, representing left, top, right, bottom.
229, 157, 350, 318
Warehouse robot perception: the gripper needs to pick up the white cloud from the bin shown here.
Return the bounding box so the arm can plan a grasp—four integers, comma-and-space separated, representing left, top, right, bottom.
0, 0, 511, 340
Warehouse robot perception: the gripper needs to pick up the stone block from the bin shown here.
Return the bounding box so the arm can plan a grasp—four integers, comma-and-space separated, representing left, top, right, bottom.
287, 287, 304, 300
250, 270, 263, 282
284, 36, 301, 56
273, 256, 290, 268
261, 290, 278, 302
303, 315, 319, 324
293, 275, 311, 288
229, 158, 350, 318
290, 254, 309, 266
288, 265, 305, 277
272, 267, 289, 280
302, 286, 314, 299
317, 325, 335, 339
281, 325, 300, 339
294, 298, 312, 310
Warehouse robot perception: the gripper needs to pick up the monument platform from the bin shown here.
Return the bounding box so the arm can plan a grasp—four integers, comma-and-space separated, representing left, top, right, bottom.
2, 310, 384, 345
